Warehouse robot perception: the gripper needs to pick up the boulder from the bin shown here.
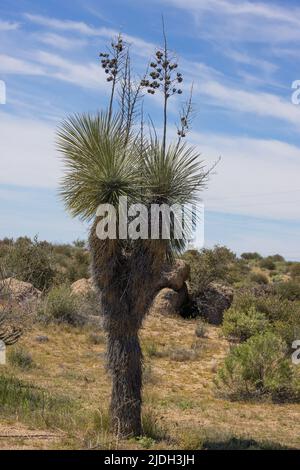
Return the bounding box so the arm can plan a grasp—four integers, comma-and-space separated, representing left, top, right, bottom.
196, 282, 233, 325
150, 284, 189, 316
158, 259, 190, 291
0, 278, 41, 302
71, 278, 95, 296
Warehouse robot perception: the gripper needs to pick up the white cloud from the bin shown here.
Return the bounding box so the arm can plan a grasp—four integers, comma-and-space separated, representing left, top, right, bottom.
197, 79, 300, 129
38, 33, 87, 50
0, 113, 59, 188
160, 0, 300, 44
1, 111, 299, 223
35, 50, 105, 89
0, 20, 19, 31
222, 48, 277, 74
0, 51, 107, 90
24, 13, 155, 57
0, 54, 45, 75
24, 13, 104, 36
191, 131, 300, 221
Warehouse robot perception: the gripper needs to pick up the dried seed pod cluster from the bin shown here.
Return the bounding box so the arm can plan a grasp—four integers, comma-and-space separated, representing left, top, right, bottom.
141, 49, 183, 96
99, 37, 124, 82
178, 116, 188, 137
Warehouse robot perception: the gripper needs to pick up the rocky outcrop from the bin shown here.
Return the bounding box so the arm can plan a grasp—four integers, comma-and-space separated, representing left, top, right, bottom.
158, 259, 190, 291
150, 284, 189, 316
150, 260, 190, 316
195, 282, 233, 325
0, 278, 41, 302
71, 278, 95, 296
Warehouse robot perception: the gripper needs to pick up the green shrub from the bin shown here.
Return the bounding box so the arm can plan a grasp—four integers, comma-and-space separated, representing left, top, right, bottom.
254, 295, 292, 322
222, 306, 269, 342
249, 272, 269, 285
183, 246, 236, 296
276, 281, 300, 301
290, 263, 300, 280
268, 254, 285, 262
259, 258, 276, 271
8, 347, 34, 370
215, 332, 297, 401
2, 237, 55, 290
241, 252, 262, 261
39, 285, 84, 326
195, 319, 208, 338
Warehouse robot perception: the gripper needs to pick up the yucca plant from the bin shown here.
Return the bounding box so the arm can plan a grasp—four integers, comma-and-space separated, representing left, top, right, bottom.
57, 32, 208, 437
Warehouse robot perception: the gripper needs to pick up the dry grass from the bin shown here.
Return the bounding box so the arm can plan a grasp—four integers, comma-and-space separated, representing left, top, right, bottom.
0, 313, 300, 449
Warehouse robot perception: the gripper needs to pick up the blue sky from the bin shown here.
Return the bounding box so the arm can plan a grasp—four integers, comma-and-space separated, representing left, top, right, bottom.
0, 0, 300, 259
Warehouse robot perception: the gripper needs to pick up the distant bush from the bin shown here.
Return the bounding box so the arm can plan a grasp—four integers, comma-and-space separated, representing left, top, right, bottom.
195, 319, 208, 338
249, 272, 269, 285
276, 281, 300, 301
234, 292, 300, 349
8, 347, 34, 370
241, 252, 262, 260
222, 306, 269, 342
259, 258, 276, 271
2, 236, 55, 290
230, 290, 300, 345
183, 246, 237, 296
270, 254, 285, 262
254, 295, 293, 322
169, 347, 198, 362
215, 332, 297, 401
290, 263, 300, 280
39, 285, 84, 326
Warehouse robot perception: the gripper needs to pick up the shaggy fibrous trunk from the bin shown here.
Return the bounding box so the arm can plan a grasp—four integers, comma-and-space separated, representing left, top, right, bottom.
108, 332, 142, 436
89, 221, 165, 437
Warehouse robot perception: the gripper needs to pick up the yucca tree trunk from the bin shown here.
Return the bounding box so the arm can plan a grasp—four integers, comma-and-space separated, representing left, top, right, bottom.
89, 222, 165, 437
108, 332, 142, 436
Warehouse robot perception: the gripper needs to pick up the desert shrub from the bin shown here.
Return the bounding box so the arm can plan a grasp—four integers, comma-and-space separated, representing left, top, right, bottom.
290, 263, 300, 280
254, 295, 293, 322
183, 246, 236, 296
65, 249, 90, 283
249, 272, 269, 285
259, 258, 276, 271
231, 291, 300, 347
222, 306, 269, 342
215, 332, 297, 401
232, 291, 292, 323
143, 342, 168, 358
276, 281, 300, 301
8, 347, 34, 370
77, 291, 101, 317
169, 347, 198, 361
268, 254, 285, 262
241, 252, 262, 261
2, 237, 55, 290
142, 408, 168, 441
195, 318, 208, 338
39, 285, 84, 326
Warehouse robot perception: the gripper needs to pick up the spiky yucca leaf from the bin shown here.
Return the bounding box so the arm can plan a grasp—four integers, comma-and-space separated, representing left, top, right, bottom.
142, 140, 207, 254
57, 112, 141, 220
